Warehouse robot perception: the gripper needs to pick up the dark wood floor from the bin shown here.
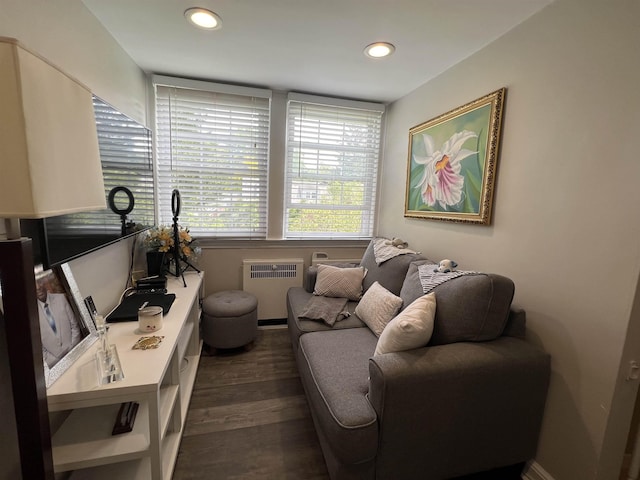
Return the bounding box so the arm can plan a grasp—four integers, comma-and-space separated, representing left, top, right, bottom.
173, 327, 524, 480
173, 327, 330, 480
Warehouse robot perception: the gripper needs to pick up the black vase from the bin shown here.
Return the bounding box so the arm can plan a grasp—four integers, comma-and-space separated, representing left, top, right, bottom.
146, 251, 166, 277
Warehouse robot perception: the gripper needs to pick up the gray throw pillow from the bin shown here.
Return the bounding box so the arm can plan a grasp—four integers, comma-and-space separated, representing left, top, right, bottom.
314, 264, 366, 301
355, 281, 403, 337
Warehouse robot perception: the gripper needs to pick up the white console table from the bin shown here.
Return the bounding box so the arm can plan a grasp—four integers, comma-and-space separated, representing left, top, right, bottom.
46, 271, 203, 480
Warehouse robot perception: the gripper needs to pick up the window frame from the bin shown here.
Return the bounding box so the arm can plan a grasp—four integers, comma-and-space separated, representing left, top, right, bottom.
152, 75, 272, 239
151, 77, 386, 242
283, 92, 385, 240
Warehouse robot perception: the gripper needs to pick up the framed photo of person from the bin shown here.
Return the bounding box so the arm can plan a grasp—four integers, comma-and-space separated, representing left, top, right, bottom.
35, 263, 97, 387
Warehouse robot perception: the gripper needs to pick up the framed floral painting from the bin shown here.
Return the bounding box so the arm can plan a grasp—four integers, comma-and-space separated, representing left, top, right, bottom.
404, 88, 505, 224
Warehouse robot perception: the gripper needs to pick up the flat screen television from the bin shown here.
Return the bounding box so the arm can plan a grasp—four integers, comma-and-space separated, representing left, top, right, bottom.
21, 96, 155, 269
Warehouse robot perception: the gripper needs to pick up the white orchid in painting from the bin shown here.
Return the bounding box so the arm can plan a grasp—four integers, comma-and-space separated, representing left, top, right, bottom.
413, 130, 477, 209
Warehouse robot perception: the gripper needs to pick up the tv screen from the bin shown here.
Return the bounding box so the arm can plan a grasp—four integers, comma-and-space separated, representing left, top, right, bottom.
22, 96, 155, 269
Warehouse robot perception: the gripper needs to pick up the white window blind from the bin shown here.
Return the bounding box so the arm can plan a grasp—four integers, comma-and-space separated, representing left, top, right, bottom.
94, 96, 155, 229
154, 78, 271, 238
45, 96, 154, 235
284, 94, 384, 239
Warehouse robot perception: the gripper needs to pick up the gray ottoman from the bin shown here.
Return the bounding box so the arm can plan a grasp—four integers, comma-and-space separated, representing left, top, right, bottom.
202, 290, 258, 350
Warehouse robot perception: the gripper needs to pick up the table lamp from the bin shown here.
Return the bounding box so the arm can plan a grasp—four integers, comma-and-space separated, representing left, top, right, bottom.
0, 37, 106, 479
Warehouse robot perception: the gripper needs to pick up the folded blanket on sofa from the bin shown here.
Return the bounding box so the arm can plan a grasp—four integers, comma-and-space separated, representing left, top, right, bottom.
373, 237, 420, 265
298, 295, 350, 327
418, 263, 480, 293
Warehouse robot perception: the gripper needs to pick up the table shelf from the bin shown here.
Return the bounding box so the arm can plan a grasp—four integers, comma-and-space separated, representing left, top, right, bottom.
52, 401, 150, 471
48, 272, 204, 479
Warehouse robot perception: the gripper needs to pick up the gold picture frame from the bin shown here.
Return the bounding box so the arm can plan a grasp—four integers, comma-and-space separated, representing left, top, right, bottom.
404, 88, 505, 224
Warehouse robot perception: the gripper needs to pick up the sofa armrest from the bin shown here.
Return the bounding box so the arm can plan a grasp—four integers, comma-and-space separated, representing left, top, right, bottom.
503, 307, 527, 338
303, 266, 318, 293
368, 337, 550, 479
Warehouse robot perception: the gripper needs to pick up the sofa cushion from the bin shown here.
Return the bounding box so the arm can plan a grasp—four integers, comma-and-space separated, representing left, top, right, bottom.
400, 261, 515, 345
355, 281, 403, 337
375, 293, 436, 355
298, 328, 379, 465
314, 264, 366, 301
399, 260, 437, 308
288, 287, 363, 333
360, 239, 425, 296
287, 287, 366, 355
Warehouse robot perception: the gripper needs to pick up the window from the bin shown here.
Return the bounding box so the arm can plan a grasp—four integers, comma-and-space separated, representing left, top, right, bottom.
93, 96, 155, 230
284, 93, 384, 239
154, 76, 271, 238
45, 95, 155, 236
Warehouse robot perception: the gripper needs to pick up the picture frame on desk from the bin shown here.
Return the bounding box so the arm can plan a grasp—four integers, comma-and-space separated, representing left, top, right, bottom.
35, 263, 97, 387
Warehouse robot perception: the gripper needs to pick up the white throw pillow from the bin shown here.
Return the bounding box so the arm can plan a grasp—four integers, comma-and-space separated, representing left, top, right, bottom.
314, 264, 366, 301
355, 281, 403, 337
374, 293, 436, 355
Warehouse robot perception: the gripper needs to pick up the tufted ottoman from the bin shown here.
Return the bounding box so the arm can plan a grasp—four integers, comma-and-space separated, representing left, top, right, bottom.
202, 290, 258, 351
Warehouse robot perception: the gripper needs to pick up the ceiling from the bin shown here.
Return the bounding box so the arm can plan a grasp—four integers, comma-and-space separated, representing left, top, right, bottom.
82, 0, 552, 104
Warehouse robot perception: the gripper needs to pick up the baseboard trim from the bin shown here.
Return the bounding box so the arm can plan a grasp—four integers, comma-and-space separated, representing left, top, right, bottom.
522, 461, 554, 480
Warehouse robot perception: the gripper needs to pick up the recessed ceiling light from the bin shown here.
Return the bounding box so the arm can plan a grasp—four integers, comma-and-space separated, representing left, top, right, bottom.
184, 8, 222, 30
364, 42, 395, 59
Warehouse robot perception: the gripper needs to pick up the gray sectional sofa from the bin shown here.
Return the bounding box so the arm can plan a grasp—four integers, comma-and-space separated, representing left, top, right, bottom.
286, 241, 550, 480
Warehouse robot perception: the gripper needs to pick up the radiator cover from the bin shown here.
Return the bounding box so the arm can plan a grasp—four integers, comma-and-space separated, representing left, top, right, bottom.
242, 259, 303, 320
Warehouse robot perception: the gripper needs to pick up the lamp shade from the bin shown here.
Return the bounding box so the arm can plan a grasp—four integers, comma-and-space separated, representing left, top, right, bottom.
0, 37, 106, 219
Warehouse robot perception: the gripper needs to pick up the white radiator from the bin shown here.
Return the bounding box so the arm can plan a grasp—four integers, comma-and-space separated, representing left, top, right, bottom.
242, 258, 304, 320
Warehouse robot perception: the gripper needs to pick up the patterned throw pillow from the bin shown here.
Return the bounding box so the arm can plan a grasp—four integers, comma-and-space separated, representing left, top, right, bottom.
374, 293, 436, 355
314, 264, 366, 301
355, 281, 403, 337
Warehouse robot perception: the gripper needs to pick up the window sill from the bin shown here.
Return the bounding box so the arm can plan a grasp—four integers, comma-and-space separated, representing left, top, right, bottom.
197, 238, 370, 249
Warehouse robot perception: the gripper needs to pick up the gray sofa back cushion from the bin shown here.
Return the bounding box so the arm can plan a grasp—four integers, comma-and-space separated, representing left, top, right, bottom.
360, 239, 425, 296
400, 261, 515, 344
399, 260, 437, 308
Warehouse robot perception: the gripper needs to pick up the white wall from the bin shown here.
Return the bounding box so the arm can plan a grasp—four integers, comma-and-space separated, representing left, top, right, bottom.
379, 0, 640, 478
0, 0, 147, 124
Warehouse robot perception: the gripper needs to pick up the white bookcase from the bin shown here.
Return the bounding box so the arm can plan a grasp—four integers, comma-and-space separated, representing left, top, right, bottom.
46, 271, 204, 480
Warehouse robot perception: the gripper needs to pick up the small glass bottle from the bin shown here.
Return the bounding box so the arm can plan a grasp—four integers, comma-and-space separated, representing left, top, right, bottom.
95, 314, 109, 351
95, 315, 124, 384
